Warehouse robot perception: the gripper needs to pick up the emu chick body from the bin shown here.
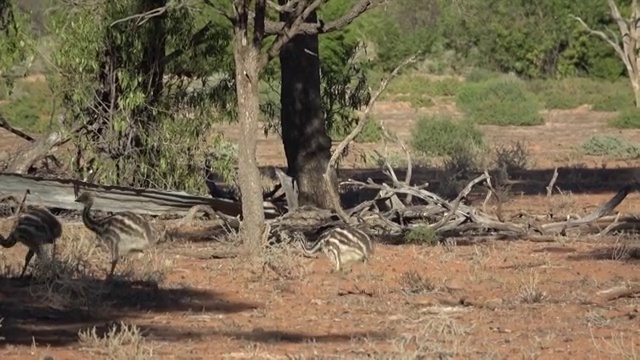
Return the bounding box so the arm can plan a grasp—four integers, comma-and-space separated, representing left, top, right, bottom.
297, 225, 374, 272
0, 207, 62, 277
75, 192, 152, 277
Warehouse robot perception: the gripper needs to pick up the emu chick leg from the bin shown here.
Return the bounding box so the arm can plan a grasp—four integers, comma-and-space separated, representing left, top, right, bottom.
19, 249, 35, 278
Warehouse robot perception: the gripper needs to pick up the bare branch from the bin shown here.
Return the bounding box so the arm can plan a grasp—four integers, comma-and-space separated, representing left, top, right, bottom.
264, 0, 383, 35
262, 0, 323, 66
430, 172, 490, 231
323, 56, 417, 223
571, 15, 628, 64
376, 112, 413, 204
110, 2, 193, 27
260, 0, 383, 65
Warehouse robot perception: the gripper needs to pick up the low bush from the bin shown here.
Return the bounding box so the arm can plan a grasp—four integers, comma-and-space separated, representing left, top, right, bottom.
410, 114, 485, 157
456, 77, 543, 126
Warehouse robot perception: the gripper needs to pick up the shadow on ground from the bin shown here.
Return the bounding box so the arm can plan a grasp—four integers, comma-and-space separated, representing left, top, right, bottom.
0, 276, 258, 347
337, 166, 639, 198
566, 246, 640, 262
218, 329, 390, 344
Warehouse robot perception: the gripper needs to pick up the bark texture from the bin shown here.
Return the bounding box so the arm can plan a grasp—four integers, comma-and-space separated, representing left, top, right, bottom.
279, 10, 338, 210
233, 26, 265, 247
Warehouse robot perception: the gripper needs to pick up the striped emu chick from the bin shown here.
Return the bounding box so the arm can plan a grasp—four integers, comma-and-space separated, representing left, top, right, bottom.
295, 225, 374, 273
0, 207, 62, 278
75, 192, 153, 277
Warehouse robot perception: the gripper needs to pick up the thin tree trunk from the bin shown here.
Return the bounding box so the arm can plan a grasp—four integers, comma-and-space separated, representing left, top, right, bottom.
232, 31, 265, 250
632, 78, 640, 108
279, 10, 338, 210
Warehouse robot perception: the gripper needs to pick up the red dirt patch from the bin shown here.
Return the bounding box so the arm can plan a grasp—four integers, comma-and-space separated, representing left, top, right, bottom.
1, 103, 640, 358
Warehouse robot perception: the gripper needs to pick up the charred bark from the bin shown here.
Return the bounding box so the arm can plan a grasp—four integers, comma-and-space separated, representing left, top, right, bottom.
279, 10, 338, 210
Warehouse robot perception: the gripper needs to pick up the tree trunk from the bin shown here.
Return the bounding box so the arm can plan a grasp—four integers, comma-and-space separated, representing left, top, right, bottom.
135, 0, 166, 187
279, 10, 338, 210
632, 77, 640, 108
232, 31, 265, 249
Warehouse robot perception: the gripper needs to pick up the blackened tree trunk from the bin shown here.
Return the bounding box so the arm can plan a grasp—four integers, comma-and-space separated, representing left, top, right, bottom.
279, 10, 338, 210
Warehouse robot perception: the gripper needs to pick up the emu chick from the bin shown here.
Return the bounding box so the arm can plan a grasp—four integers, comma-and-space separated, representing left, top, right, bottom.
75, 192, 153, 277
296, 225, 374, 273
0, 207, 62, 277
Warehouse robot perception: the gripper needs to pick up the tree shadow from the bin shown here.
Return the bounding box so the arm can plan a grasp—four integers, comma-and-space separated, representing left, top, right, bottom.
566, 246, 640, 262
0, 275, 259, 347
335, 166, 640, 199
218, 329, 390, 344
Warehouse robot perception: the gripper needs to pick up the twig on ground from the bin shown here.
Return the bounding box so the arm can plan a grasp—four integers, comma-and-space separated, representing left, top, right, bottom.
338, 285, 374, 297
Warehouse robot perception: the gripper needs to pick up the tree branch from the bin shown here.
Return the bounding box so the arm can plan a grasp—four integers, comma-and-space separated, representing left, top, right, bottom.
571, 14, 629, 68
258, 0, 382, 66
253, 0, 266, 47
267, 0, 296, 13
323, 55, 417, 223
203, 0, 235, 23
261, 0, 322, 66
265, 0, 382, 35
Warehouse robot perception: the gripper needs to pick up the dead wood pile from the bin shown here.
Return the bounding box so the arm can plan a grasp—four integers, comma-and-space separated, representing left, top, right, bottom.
261, 166, 638, 245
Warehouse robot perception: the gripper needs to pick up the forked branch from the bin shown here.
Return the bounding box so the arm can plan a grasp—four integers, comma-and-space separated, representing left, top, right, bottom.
261, 0, 383, 65
323, 55, 417, 223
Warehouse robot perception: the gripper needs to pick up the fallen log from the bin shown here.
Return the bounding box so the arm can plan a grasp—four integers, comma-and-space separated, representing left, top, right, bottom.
0, 172, 282, 218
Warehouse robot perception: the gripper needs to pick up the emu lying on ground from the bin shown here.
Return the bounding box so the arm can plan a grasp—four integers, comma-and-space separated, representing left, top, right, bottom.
290, 225, 374, 273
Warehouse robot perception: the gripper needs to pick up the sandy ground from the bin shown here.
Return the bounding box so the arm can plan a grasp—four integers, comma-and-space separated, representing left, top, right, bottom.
1, 102, 640, 359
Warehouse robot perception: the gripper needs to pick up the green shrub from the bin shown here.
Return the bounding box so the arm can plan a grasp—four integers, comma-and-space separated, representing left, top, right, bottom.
355, 118, 384, 143
384, 72, 462, 109
410, 114, 485, 157
404, 225, 439, 246
329, 117, 384, 143
609, 108, 640, 129
581, 134, 640, 159
464, 68, 503, 83
0, 77, 58, 133
527, 78, 633, 111
456, 77, 543, 126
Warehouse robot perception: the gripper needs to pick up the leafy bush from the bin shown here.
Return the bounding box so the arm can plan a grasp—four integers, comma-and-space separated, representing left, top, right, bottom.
410, 114, 485, 157
581, 134, 640, 159
527, 78, 633, 111
404, 225, 439, 246
355, 118, 384, 142
384, 73, 462, 109
464, 68, 503, 83
493, 141, 532, 173
0, 77, 58, 133
456, 77, 543, 126
329, 117, 383, 143
609, 108, 640, 128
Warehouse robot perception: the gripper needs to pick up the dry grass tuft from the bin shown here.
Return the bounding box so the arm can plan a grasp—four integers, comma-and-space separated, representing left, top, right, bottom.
516, 271, 549, 304
78, 321, 155, 359
14, 223, 173, 312
398, 270, 438, 295
257, 241, 312, 281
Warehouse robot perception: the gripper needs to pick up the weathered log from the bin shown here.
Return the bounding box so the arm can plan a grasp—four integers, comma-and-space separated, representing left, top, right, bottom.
0, 172, 282, 218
